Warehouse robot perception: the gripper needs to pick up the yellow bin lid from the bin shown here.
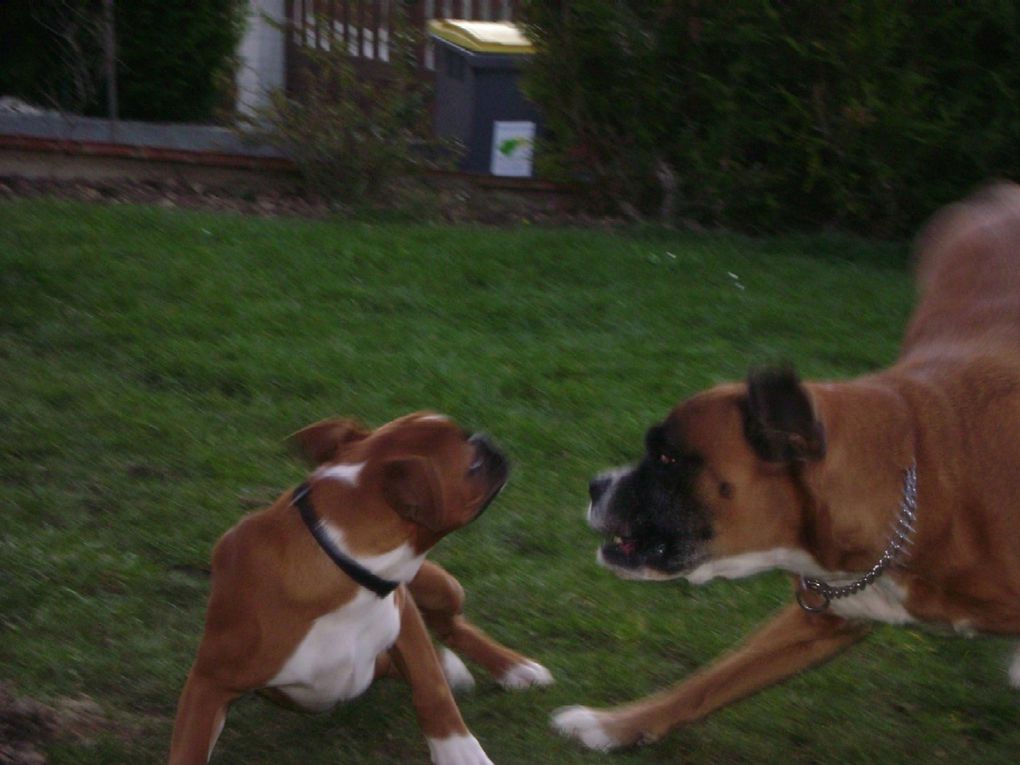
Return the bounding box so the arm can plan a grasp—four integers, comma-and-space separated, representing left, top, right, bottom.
428, 20, 533, 54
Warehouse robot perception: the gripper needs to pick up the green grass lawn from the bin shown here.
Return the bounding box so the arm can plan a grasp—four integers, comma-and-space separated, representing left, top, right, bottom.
2, 198, 1018, 765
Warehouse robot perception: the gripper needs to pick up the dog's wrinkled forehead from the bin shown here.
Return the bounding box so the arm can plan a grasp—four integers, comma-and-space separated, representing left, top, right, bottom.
659, 384, 754, 461
645, 416, 688, 459
390, 412, 461, 435
290, 412, 468, 467
369, 412, 468, 456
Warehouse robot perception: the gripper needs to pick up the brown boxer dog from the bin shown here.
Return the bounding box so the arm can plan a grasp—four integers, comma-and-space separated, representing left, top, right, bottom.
554, 182, 1020, 751
170, 412, 552, 765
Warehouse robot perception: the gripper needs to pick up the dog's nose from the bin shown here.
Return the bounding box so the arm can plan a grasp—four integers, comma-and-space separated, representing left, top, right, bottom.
468, 433, 509, 476
589, 475, 612, 503
468, 432, 496, 463
469, 432, 495, 450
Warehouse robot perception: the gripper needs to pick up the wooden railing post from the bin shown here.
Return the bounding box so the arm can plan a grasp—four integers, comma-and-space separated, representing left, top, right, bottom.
283, 0, 522, 85
409, 0, 427, 70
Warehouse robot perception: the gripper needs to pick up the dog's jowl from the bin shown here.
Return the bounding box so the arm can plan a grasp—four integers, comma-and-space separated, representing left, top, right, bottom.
554, 183, 1020, 751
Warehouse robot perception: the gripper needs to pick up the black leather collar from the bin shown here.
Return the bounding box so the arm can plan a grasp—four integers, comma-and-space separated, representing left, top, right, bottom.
291, 482, 400, 598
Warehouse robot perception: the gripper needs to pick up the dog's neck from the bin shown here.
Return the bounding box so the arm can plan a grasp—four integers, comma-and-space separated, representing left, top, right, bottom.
305, 463, 430, 578
314, 513, 427, 584
798, 377, 919, 572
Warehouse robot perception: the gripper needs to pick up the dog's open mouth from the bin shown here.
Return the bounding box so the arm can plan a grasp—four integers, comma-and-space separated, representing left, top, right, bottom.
468, 432, 510, 518
478, 472, 509, 514
598, 533, 704, 580
600, 535, 644, 567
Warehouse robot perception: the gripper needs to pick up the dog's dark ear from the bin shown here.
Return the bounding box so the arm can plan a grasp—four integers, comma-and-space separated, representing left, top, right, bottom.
381, 456, 446, 531
288, 418, 370, 465
742, 368, 825, 462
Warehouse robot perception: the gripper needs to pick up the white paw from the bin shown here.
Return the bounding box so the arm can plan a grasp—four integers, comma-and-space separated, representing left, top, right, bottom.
1009, 645, 1020, 689
427, 733, 494, 765
440, 648, 476, 694
499, 659, 554, 690
550, 706, 619, 752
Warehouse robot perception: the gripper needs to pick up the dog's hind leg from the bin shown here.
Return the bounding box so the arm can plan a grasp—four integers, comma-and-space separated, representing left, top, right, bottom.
409, 561, 554, 690
553, 602, 869, 751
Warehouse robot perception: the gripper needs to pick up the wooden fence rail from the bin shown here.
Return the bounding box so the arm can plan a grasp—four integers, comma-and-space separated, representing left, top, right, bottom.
284, 0, 520, 88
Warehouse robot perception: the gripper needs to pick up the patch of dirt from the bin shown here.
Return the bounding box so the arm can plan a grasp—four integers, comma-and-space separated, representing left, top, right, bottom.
0, 175, 334, 220
0, 682, 115, 765
0, 174, 593, 226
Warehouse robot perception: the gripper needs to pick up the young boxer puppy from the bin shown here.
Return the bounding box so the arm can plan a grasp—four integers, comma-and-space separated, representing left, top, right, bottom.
170, 412, 552, 764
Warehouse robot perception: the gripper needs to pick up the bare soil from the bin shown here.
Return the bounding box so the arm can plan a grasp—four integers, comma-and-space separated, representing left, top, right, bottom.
0, 174, 586, 226
0, 682, 113, 765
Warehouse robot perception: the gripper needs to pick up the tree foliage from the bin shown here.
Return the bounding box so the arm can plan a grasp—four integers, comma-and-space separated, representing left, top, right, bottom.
521, 1, 1020, 234
0, 0, 243, 123
242, 5, 459, 206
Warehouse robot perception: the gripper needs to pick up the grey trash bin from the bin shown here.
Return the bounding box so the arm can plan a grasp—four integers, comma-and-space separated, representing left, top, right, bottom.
429, 20, 540, 177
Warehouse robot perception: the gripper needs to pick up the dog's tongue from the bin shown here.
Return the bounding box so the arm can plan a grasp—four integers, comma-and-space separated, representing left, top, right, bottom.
618, 538, 637, 555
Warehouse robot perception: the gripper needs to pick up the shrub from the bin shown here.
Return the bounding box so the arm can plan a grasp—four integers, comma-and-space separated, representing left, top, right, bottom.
0, 0, 243, 123
241, 7, 459, 207
520, 1, 1020, 235
114, 1, 244, 122
0, 1, 105, 114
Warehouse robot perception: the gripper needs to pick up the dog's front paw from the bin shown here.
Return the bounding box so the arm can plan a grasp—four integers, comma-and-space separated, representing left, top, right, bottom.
440, 648, 476, 694
499, 659, 554, 690
427, 733, 494, 765
550, 706, 623, 752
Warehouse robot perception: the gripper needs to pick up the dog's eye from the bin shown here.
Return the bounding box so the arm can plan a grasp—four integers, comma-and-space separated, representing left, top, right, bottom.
658, 453, 677, 465
719, 481, 734, 499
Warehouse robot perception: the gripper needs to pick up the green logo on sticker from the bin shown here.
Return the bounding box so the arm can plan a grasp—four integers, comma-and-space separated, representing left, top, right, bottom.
499, 138, 531, 157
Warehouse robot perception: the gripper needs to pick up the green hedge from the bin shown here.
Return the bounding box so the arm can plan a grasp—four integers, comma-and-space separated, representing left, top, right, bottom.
0, 0, 244, 123
521, 1, 1020, 235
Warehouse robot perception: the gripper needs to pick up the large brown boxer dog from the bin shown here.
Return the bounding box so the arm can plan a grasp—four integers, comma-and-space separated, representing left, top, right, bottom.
554, 182, 1020, 751
170, 412, 552, 765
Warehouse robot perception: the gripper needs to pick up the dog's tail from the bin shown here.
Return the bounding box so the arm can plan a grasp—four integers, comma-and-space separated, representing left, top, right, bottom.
914, 181, 1020, 291
904, 180, 1020, 352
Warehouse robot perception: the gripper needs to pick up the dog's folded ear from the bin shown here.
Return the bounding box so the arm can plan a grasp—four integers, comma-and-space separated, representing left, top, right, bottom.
288, 418, 370, 465
742, 367, 826, 463
381, 456, 446, 531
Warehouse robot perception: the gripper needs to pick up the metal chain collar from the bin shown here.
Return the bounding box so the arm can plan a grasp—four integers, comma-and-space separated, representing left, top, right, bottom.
797, 462, 918, 614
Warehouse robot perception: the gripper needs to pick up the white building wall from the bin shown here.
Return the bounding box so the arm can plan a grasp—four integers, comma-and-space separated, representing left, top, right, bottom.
236, 0, 287, 117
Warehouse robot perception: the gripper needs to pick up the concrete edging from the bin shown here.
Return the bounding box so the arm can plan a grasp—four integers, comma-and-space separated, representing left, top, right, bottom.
0, 111, 568, 195
0, 112, 293, 187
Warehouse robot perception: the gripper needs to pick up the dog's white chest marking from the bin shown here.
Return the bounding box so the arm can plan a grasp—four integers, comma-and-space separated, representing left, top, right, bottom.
267, 529, 425, 711
685, 547, 916, 626
827, 576, 914, 624
268, 589, 400, 711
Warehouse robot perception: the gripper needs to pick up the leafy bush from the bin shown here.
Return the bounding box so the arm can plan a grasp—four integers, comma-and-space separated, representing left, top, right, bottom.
114, 1, 244, 122
521, 1, 1020, 234
0, 1, 105, 114
0, 0, 243, 123
241, 8, 458, 207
